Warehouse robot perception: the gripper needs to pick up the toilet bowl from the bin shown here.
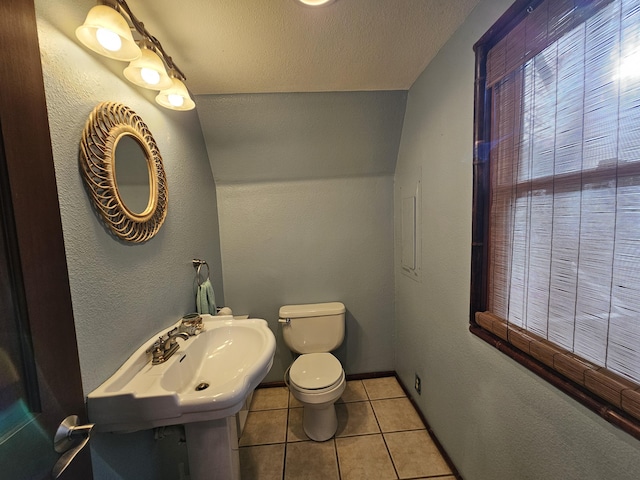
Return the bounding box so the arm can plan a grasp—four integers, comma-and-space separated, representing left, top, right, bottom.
279, 302, 346, 441
286, 352, 346, 441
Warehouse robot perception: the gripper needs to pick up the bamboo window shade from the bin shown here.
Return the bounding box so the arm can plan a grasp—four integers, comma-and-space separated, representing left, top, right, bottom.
475, 0, 640, 427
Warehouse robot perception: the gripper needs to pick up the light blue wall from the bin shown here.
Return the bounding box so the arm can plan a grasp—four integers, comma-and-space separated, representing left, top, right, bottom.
394, 1, 640, 479
35, 1, 223, 478
198, 92, 407, 183
33, 0, 640, 478
198, 92, 406, 382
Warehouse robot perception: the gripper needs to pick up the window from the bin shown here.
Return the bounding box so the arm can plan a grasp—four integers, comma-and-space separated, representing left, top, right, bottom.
471, 0, 640, 438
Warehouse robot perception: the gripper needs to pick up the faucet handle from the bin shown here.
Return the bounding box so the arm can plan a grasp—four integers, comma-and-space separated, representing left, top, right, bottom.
146, 337, 164, 354
179, 313, 204, 336
167, 327, 179, 337
146, 337, 166, 364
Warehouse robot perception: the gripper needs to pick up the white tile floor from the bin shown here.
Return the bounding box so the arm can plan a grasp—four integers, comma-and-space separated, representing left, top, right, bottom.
238, 377, 457, 480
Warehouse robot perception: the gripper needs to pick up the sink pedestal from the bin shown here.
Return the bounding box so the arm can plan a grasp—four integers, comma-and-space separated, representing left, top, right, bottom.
185, 416, 240, 480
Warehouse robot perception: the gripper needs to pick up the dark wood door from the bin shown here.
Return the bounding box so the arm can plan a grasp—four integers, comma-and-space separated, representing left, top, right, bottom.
0, 0, 92, 478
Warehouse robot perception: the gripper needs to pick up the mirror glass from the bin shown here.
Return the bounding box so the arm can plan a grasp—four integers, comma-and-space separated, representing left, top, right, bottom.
114, 134, 151, 215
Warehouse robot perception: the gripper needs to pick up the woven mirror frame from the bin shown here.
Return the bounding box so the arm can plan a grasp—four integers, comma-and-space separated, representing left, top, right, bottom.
79, 102, 168, 243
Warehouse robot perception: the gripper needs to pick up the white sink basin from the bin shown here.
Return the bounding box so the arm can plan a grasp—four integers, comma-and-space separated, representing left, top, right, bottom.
87, 315, 276, 432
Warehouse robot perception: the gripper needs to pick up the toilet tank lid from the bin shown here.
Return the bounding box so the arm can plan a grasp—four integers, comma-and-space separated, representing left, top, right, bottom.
279, 302, 345, 319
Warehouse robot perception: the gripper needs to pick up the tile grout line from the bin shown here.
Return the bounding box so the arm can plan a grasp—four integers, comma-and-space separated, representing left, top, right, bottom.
332, 437, 342, 480
282, 390, 292, 480
370, 395, 402, 480
363, 376, 403, 477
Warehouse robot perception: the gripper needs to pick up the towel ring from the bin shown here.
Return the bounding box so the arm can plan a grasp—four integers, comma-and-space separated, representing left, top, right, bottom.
192, 259, 210, 286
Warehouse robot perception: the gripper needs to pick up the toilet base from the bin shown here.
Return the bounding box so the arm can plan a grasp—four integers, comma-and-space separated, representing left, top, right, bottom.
286, 356, 346, 442
303, 402, 339, 441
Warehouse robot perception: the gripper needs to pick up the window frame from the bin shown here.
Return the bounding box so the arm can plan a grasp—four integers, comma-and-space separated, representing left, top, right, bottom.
470, 0, 640, 440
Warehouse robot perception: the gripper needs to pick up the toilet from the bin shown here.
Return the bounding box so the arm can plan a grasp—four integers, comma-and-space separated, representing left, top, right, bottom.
279, 302, 346, 441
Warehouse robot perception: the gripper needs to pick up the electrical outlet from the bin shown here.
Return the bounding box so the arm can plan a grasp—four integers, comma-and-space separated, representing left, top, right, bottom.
414, 374, 422, 395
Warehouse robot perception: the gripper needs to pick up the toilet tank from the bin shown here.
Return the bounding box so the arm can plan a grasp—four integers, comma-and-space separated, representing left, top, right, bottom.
279, 302, 345, 354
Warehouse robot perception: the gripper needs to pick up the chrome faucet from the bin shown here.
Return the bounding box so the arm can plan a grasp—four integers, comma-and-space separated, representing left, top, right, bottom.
146, 327, 190, 365
167, 328, 190, 343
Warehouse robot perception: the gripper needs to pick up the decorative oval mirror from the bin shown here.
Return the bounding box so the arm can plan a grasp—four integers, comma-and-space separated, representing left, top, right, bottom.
79, 102, 168, 243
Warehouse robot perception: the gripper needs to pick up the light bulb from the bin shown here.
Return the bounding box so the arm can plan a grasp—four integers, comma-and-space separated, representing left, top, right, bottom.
297, 0, 336, 5
156, 78, 195, 111
140, 67, 160, 85
168, 94, 185, 107
96, 27, 122, 52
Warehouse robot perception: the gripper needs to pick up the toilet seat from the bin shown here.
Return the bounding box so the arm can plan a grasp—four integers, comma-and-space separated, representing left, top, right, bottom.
289, 353, 343, 391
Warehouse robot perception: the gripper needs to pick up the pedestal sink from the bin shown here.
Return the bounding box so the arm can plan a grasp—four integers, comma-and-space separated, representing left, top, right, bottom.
87, 314, 276, 479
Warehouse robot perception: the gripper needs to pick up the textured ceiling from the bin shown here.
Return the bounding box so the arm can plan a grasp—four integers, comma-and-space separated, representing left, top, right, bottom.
126, 0, 480, 95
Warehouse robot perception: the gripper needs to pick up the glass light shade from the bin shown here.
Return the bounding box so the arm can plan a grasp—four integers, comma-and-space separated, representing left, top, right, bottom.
155, 78, 195, 111
75, 5, 141, 61
296, 0, 336, 6
123, 48, 173, 90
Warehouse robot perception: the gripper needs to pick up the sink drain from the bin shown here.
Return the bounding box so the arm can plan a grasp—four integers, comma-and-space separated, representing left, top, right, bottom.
195, 382, 209, 391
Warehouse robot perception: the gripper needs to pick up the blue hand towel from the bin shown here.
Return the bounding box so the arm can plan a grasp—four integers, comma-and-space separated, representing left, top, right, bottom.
196, 278, 217, 315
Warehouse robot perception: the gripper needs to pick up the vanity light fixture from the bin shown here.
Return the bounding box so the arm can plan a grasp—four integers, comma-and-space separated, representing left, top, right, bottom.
76, 0, 195, 111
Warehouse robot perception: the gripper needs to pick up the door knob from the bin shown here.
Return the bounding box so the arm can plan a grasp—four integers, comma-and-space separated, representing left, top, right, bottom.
52, 415, 94, 479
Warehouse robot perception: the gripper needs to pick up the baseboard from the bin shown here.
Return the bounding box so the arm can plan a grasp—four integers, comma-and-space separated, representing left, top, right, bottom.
258, 370, 396, 389
346, 371, 396, 381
